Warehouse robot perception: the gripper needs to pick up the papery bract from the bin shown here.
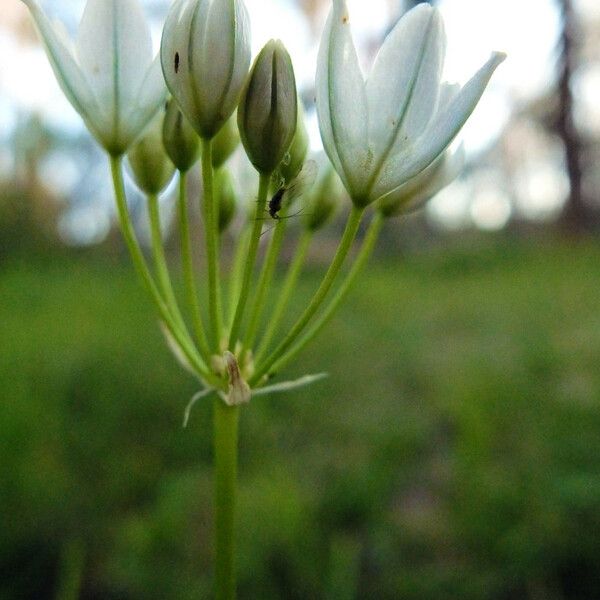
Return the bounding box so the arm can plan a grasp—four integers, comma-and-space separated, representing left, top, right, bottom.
316, 0, 505, 207
21, 0, 166, 156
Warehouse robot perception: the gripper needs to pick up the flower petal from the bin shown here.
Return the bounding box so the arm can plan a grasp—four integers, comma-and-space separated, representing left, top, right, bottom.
20, 0, 97, 123
374, 52, 505, 199
76, 0, 153, 133
366, 5, 445, 164
219, 0, 252, 124
316, 0, 369, 200
124, 53, 168, 146
379, 145, 465, 216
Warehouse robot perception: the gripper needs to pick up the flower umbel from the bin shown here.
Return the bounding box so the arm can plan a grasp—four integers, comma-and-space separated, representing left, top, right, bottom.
316, 0, 505, 207
21, 0, 166, 156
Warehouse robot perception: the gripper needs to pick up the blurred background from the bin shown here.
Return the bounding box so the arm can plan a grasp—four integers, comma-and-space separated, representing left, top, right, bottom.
1, 0, 600, 598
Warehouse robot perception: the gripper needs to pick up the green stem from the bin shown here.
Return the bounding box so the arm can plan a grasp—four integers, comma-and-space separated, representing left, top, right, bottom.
227, 226, 251, 330
268, 213, 383, 378
55, 539, 84, 600
109, 155, 221, 388
250, 205, 365, 385
201, 139, 223, 352
243, 218, 287, 351
178, 172, 211, 361
228, 173, 271, 349
254, 229, 313, 363
213, 398, 240, 600
147, 192, 187, 333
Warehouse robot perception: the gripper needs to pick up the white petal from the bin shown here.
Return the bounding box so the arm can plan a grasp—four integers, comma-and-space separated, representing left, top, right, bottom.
316, 0, 369, 200
218, 0, 252, 124
374, 52, 506, 199
76, 0, 153, 133
196, 0, 246, 125
124, 54, 168, 146
388, 145, 465, 215
366, 5, 445, 164
20, 0, 97, 124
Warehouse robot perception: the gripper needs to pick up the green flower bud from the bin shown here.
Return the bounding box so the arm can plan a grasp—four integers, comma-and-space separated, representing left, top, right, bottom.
127, 111, 176, 195
212, 114, 241, 169
279, 102, 309, 183
162, 98, 200, 172
215, 168, 237, 232
304, 166, 343, 231
238, 40, 298, 175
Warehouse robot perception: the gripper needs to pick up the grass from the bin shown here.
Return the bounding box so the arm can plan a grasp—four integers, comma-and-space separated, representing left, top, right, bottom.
1, 237, 600, 599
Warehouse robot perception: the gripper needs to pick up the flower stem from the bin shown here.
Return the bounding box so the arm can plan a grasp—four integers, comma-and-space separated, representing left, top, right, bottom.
227, 226, 251, 329
201, 139, 223, 352
228, 173, 271, 349
213, 397, 240, 600
268, 212, 383, 377
147, 192, 188, 333
250, 205, 365, 385
243, 218, 287, 351
109, 155, 220, 388
55, 538, 85, 600
254, 229, 313, 363
177, 172, 211, 361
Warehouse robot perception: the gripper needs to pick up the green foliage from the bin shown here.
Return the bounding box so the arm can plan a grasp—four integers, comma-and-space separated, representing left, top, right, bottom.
1, 239, 600, 598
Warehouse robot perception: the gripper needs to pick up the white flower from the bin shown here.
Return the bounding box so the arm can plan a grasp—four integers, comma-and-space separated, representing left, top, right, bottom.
316, 0, 505, 207
378, 145, 465, 217
161, 0, 251, 139
21, 0, 166, 156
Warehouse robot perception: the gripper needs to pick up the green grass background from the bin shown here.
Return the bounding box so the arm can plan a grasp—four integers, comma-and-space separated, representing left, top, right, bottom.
1, 238, 600, 599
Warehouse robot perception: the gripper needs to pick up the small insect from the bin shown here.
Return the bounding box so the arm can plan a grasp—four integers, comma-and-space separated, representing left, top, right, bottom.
266, 159, 318, 221
174, 52, 180, 73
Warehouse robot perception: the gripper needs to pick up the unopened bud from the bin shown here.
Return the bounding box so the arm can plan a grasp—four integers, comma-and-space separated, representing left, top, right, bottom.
238, 40, 298, 174
279, 102, 309, 183
212, 115, 241, 169
304, 166, 343, 231
162, 98, 200, 172
161, 0, 251, 139
127, 112, 176, 195
215, 168, 237, 232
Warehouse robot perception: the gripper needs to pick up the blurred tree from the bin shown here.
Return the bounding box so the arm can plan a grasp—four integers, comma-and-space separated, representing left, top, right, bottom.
555, 0, 598, 233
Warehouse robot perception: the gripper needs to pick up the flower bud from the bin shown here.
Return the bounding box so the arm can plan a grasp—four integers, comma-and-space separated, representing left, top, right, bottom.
304, 166, 343, 231
162, 98, 200, 172
212, 114, 241, 169
238, 40, 298, 174
215, 168, 237, 232
161, 0, 251, 139
279, 102, 309, 183
127, 112, 176, 195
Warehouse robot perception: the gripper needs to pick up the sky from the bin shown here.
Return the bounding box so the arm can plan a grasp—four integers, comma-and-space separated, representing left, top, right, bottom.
1, 0, 594, 238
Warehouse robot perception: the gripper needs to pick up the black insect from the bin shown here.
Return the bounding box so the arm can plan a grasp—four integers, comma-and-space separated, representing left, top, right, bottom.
266, 160, 318, 221
267, 187, 286, 220
174, 52, 180, 73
